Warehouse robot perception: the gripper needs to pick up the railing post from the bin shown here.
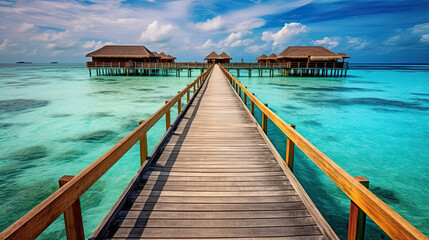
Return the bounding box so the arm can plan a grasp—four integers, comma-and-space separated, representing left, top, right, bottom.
193, 83, 196, 94
251, 93, 255, 115
59, 175, 84, 240
177, 91, 182, 114
239, 86, 242, 99
348, 176, 370, 240
187, 87, 190, 103
138, 120, 148, 165
285, 124, 296, 171
244, 87, 247, 105
262, 103, 268, 134
165, 101, 171, 130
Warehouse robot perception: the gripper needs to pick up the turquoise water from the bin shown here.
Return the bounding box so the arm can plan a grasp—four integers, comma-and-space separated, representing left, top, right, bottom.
0, 64, 197, 239
232, 65, 429, 238
0, 63, 427, 239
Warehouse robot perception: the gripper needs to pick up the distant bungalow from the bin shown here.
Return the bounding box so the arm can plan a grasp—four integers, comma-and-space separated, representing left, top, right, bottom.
256, 46, 349, 64
204, 51, 232, 64
86, 45, 176, 64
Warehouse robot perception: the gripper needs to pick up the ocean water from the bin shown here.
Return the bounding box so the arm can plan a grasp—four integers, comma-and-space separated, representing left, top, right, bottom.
0, 64, 197, 239
0, 63, 427, 239
232, 64, 429, 238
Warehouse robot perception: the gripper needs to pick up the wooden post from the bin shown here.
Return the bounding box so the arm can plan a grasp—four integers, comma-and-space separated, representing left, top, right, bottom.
239, 87, 242, 99
193, 84, 196, 94
177, 91, 182, 114
138, 120, 148, 165
285, 124, 296, 171
165, 101, 170, 130
348, 176, 370, 240
244, 87, 247, 105
262, 103, 268, 134
187, 89, 190, 103
59, 176, 84, 240
251, 93, 255, 115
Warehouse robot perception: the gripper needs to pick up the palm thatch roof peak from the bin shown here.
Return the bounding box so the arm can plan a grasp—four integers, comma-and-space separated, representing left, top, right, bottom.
204, 51, 221, 60
255, 54, 268, 60
86, 45, 158, 58
219, 52, 232, 59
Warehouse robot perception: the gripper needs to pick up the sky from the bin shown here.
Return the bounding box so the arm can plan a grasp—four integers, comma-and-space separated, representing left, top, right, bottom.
0, 0, 428, 63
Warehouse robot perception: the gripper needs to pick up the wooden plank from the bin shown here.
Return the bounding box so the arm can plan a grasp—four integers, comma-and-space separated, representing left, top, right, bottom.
107, 226, 322, 238
128, 195, 304, 204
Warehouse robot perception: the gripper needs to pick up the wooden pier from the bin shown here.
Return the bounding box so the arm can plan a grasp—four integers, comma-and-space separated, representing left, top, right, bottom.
86, 62, 348, 77
1, 65, 427, 240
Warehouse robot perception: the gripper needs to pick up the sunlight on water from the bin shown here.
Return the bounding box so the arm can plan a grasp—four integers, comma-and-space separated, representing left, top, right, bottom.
233, 65, 429, 238
0, 63, 428, 239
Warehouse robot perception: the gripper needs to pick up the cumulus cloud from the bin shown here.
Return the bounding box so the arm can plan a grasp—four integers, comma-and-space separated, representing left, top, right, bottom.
313, 36, 340, 49
229, 18, 265, 32
139, 20, 175, 43
0, 39, 9, 51
262, 22, 309, 46
197, 31, 253, 50
192, 16, 225, 32
82, 40, 113, 50
384, 22, 429, 47
17, 22, 34, 32
246, 44, 267, 53
421, 34, 429, 43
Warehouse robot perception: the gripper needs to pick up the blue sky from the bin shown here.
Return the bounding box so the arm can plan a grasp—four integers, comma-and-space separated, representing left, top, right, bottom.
0, 0, 428, 63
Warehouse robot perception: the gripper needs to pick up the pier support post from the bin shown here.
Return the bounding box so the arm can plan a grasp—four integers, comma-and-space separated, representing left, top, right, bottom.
139, 120, 148, 165
251, 93, 255, 115
88, 69, 92, 77
165, 101, 171, 130
59, 175, 84, 240
177, 91, 182, 114
285, 124, 296, 171
348, 176, 369, 240
262, 103, 268, 134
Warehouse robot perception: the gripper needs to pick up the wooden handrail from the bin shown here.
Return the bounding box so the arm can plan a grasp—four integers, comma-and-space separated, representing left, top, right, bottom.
0, 65, 214, 240
218, 64, 428, 240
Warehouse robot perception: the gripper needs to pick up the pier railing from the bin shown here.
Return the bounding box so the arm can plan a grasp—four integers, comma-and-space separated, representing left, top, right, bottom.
86, 61, 348, 70
0, 65, 214, 240
219, 64, 427, 240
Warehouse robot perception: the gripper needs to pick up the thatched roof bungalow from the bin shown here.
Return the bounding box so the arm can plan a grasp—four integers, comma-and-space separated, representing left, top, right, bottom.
276, 46, 344, 63
219, 52, 232, 63
86, 45, 160, 63
158, 52, 176, 63
204, 51, 221, 64
255, 54, 268, 63
267, 53, 277, 63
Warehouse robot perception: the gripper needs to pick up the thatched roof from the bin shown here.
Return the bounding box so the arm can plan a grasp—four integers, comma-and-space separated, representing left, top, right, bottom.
255, 54, 268, 60
337, 53, 350, 59
158, 52, 170, 59
267, 53, 277, 60
152, 51, 159, 57
219, 52, 232, 60
86, 45, 158, 58
204, 51, 221, 60
167, 54, 177, 60
277, 46, 342, 61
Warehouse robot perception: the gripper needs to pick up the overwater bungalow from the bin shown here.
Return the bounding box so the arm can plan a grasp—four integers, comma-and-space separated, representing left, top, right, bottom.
267, 53, 277, 63
86, 45, 159, 64
255, 54, 268, 63
276, 46, 343, 63
219, 52, 232, 63
158, 52, 176, 63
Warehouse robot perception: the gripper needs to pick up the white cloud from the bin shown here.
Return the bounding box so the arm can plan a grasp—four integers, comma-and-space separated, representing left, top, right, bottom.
313, 36, 340, 49
229, 18, 265, 32
262, 22, 309, 46
0, 39, 8, 51
17, 22, 34, 32
31, 30, 70, 42
139, 20, 175, 42
346, 36, 367, 50
246, 44, 267, 53
82, 40, 113, 50
421, 34, 429, 43
219, 31, 253, 47
192, 16, 225, 32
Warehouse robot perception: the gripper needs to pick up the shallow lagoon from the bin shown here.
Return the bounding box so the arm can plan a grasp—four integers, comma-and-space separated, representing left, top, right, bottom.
0, 63, 428, 239
234, 65, 429, 238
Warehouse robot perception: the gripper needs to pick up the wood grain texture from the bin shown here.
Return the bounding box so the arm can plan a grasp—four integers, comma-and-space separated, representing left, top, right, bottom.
95, 65, 332, 239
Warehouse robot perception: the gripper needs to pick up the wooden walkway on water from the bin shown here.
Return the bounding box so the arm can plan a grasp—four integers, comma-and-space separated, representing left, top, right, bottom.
1, 65, 427, 240
90, 65, 336, 239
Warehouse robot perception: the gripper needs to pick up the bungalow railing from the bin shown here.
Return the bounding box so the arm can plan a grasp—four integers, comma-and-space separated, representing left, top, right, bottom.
86, 62, 348, 69
219, 63, 428, 240
0, 65, 214, 240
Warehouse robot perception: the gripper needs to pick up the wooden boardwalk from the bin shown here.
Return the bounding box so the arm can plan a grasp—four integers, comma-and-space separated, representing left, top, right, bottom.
92, 65, 337, 239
